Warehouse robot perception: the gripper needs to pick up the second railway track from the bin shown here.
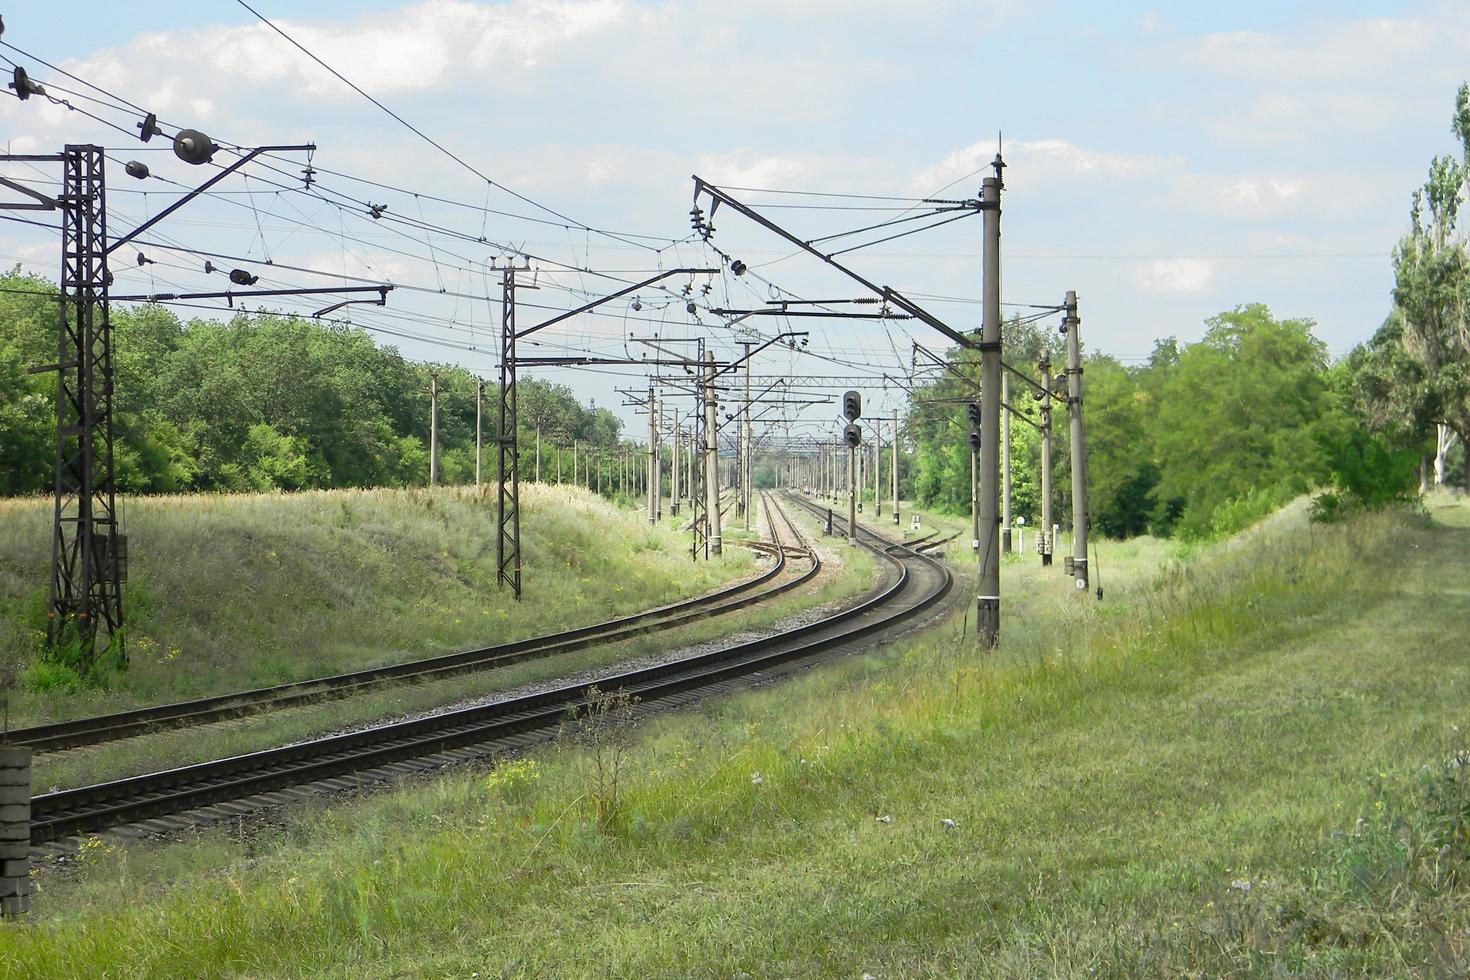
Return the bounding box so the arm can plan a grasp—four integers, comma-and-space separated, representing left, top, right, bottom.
13, 495, 815, 754
29, 492, 952, 845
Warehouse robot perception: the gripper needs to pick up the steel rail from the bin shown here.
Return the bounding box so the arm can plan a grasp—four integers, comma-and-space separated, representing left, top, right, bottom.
30, 492, 950, 843
13, 523, 814, 753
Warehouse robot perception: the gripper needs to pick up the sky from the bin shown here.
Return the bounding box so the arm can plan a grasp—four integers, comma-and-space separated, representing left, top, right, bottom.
2, 0, 1467, 439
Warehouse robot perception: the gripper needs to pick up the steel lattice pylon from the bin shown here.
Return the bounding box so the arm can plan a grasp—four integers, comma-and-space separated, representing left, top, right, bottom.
50, 145, 125, 665
496, 270, 522, 600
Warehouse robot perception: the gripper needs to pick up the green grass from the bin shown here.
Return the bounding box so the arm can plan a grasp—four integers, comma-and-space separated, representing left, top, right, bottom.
30, 502, 875, 792
0, 484, 751, 727
4, 497, 1468, 976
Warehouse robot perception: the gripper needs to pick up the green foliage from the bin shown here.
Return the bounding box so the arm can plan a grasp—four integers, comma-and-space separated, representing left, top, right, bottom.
904, 305, 1403, 541
1361, 80, 1470, 490
0, 273, 631, 495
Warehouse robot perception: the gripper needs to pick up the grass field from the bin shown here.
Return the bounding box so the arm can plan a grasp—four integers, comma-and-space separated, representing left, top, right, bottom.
4, 495, 1468, 976
29, 499, 875, 792
0, 484, 752, 727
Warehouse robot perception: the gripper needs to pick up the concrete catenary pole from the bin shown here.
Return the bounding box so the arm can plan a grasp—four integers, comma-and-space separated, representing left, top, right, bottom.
1002, 371, 1013, 553
971, 443, 980, 550
655, 397, 664, 520
1038, 349, 1054, 566
874, 432, 881, 517
429, 371, 440, 487
475, 379, 483, 488
977, 162, 1003, 647
704, 352, 722, 555
535, 426, 541, 482
647, 385, 658, 525
742, 349, 753, 531
891, 408, 900, 525
1063, 289, 1090, 593
671, 408, 680, 515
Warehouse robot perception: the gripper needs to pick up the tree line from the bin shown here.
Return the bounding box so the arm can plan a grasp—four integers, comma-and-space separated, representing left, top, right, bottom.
903, 304, 1419, 541
902, 85, 1470, 540
0, 274, 628, 496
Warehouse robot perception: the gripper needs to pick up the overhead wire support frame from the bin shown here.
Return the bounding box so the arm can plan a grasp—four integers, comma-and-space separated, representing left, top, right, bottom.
495, 267, 718, 597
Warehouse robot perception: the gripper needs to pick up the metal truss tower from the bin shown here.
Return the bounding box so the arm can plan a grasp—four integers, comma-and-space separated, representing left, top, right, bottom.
50, 145, 125, 665
496, 269, 522, 599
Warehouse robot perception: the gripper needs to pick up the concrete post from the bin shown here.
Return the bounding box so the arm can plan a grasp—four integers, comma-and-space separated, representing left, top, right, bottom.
1002, 371, 1013, 553
475, 380, 483, 488
1039, 350, 1054, 566
892, 408, 900, 525
429, 371, 439, 487
671, 409, 680, 516
874, 434, 881, 517
1064, 289, 1090, 594
647, 386, 658, 525
977, 164, 1003, 647
0, 746, 31, 917
705, 353, 722, 556
848, 443, 857, 545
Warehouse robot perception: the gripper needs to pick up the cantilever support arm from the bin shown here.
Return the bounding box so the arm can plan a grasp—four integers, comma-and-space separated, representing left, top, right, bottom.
693, 177, 979, 350
515, 267, 718, 340
108, 144, 316, 254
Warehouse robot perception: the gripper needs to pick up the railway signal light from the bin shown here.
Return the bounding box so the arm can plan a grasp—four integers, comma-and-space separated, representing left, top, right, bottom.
967, 428, 981, 451
966, 402, 981, 427
844, 422, 862, 447
843, 389, 861, 421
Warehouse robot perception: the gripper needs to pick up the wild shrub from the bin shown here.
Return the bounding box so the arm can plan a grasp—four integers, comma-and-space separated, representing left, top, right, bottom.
561, 686, 639, 833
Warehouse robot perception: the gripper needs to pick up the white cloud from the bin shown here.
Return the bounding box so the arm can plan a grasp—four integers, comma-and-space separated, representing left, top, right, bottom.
695, 151, 811, 189
910, 137, 1175, 195
1134, 258, 1213, 294
67, 0, 628, 104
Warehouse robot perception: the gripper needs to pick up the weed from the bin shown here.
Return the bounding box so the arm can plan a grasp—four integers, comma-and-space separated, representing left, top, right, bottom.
561, 686, 639, 833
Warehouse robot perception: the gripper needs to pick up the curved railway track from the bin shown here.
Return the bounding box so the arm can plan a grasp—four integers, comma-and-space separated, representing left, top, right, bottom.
29, 492, 951, 844
14, 496, 814, 754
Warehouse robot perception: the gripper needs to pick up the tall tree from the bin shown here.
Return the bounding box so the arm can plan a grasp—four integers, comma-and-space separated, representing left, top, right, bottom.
1388, 82, 1470, 489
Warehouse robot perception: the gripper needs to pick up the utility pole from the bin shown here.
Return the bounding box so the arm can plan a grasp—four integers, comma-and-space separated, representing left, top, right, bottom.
971, 439, 980, 550
34, 145, 125, 667
670, 408, 680, 516
1063, 289, 1090, 594
535, 427, 541, 482
976, 161, 1003, 648
475, 379, 483, 488
892, 408, 900, 525
848, 440, 858, 545
874, 431, 881, 518
1002, 371, 1013, 553
742, 344, 753, 531
429, 371, 440, 487
496, 270, 521, 599
705, 352, 722, 556
647, 384, 658, 525
1038, 350, 1054, 566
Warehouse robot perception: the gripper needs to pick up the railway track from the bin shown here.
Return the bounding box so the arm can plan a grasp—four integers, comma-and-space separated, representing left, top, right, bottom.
13, 496, 815, 754
29, 491, 951, 845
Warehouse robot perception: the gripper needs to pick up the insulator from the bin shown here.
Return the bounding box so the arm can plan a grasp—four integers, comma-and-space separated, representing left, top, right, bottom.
137, 112, 161, 142
173, 128, 217, 165
124, 160, 150, 180
229, 268, 259, 286
9, 66, 44, 101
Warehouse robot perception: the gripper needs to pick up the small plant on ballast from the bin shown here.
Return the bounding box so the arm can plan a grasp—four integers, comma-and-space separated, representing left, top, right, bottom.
560, 685, 639, 833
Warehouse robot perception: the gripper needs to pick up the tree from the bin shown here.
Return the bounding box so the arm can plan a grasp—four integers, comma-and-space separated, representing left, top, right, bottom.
1386, 82, 1470, 490
1150, 305, 1333, 538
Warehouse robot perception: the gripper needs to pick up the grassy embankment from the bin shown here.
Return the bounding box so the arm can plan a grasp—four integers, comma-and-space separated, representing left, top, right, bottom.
4, 496, 1468, 976
0, 484, 753, 726
28, 497, 874, 791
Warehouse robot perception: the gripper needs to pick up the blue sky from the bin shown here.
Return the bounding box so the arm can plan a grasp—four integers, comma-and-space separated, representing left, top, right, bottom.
2, 1, 1466, 434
